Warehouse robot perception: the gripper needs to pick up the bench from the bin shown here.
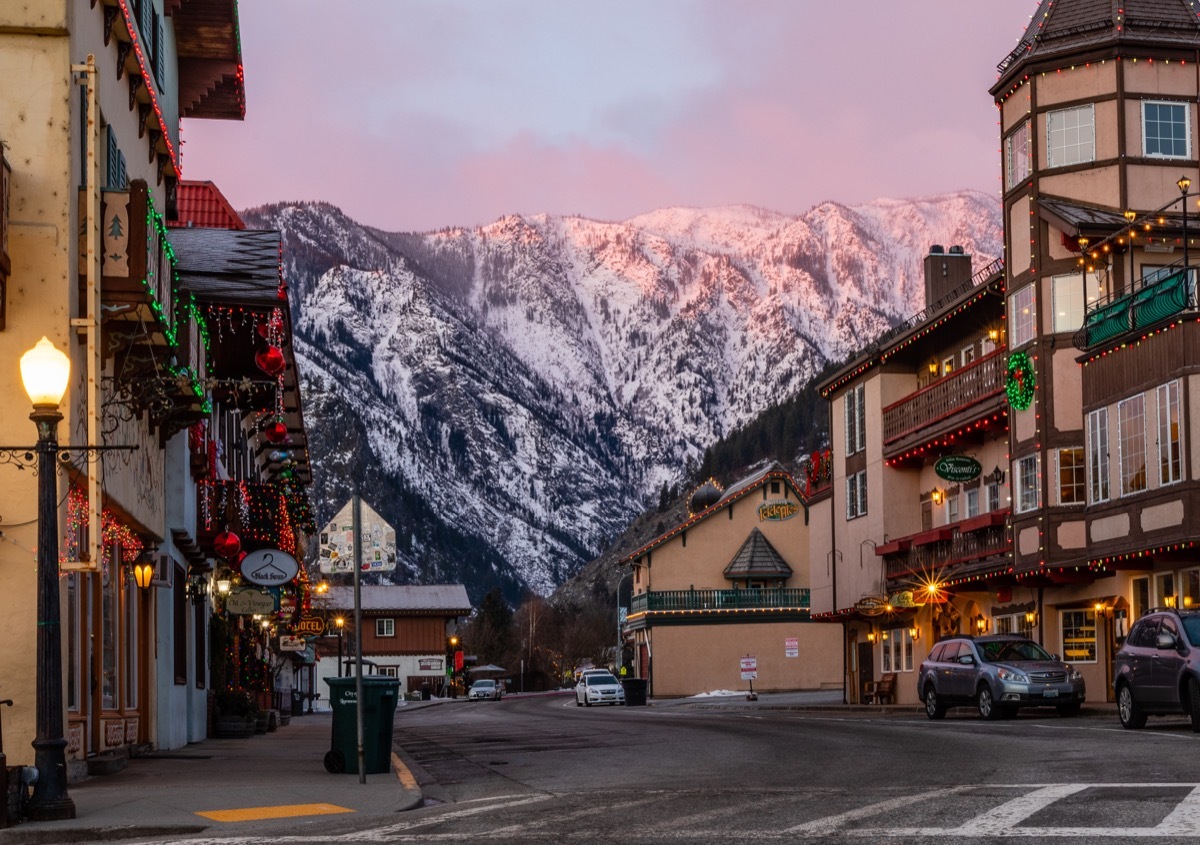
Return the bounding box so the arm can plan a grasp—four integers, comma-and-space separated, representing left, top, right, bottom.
864, 672, 897, 705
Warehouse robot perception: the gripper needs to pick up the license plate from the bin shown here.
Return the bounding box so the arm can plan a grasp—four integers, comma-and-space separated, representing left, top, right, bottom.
1044, 688, 1059, 698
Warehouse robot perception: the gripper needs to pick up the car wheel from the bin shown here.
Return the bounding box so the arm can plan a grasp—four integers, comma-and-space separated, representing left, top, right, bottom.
977, 685, 1001, 720
1188, 677, 1200, 733
585, 697, 591, 707
1056, 702, 1082, 717
1117, 683, 1147, 729
923, 685, 946, 720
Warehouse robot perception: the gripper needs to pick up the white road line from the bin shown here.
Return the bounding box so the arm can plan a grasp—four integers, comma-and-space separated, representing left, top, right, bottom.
951, 783, 1090, 835
1155, 784, 1200, 834
782, 785, 973, 834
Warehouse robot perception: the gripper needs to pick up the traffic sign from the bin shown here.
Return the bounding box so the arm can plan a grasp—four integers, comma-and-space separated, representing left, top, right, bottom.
740, 655, 758, 681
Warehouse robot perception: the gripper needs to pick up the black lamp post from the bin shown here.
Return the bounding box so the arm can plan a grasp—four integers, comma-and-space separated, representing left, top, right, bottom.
20, 338, 74, 821
335, 616, 345, 678
1124, 209, 1138, 287
1179, 175, 1191, 269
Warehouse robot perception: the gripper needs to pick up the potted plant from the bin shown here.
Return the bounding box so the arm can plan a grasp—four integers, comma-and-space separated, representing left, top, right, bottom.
213, 688, 258, 738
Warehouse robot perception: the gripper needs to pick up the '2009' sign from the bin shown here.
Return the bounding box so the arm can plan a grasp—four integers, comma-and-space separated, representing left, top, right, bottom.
240, 549, 300, 587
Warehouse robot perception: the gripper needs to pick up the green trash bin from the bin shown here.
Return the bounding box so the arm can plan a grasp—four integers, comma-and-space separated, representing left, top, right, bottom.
323, 675, 401, 774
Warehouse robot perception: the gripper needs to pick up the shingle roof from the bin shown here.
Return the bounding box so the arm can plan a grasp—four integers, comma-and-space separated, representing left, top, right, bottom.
722, 528, 793, 579
171, 181, 245, 230
169, 227, 280, 305
996, 0, 1200, 89
324, 585, 472, 614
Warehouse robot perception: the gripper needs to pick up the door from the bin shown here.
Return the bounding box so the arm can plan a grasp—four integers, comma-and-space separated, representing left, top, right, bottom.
857, 641, 874, 704
945, 642, 976, 701
1150, 617, 1185, 708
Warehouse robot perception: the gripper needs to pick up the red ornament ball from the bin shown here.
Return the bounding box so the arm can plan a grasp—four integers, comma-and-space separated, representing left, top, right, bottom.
256, 320, 271, 340
213, 531, 241, 560
254, 345, 286, 376
264, 422, 289, 444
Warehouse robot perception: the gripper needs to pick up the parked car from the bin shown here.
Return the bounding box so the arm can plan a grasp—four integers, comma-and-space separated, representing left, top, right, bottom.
575, 672, 625, 707
1114, 608, 1200, 731
916, 634, 1086, 720
468, 679, 502, 701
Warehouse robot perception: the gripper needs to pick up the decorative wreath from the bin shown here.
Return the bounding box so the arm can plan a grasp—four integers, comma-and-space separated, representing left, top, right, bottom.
1006, 350, 1036, 411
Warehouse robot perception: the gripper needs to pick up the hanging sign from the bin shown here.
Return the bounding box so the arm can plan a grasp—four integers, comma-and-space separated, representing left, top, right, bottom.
758, 500, 800, 522
295, 615, 326, 637
888, 590, 925, 609
855, 595, 889, 616
935, 455, 982, 483
239, 548, 300, 587
279, 635, 305, 652
226, 589, 276, 616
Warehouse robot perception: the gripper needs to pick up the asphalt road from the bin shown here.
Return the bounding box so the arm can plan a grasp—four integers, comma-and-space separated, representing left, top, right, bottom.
381, 692, 1200, 844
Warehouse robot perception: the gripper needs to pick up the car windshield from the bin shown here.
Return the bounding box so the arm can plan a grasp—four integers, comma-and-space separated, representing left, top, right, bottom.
1182, 616, 1200, 647
588, 675, 617, 685
472, 681, 494, 689
978, 639, 1052, 663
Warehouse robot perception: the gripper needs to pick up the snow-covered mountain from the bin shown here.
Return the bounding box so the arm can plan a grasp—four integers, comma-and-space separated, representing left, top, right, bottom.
243, 192, 1002, 603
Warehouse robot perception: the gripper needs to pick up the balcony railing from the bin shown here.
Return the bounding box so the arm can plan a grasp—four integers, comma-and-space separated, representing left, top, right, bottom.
882, 349, 1007, 447
883, 523, 1010, 581
631, 587, 810, 613
1074, 266, 1197, 351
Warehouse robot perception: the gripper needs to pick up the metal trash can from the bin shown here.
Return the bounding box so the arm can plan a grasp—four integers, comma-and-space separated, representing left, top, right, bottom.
323, 675, 401, 774
420, 683, 431, 701
622, 678, 648, 706
291, 689, 304, 717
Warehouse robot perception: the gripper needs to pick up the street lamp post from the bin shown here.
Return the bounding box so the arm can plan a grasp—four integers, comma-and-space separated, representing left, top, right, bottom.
1179, 176, 1191, 269
21, 338, 74, 821
616, 569, 633, 675
335, 616, 345, 678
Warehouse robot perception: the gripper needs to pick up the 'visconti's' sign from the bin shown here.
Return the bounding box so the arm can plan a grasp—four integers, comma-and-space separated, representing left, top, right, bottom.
935, 455, 982, 483
758, 500, 800, 522
854, 595, 889, 616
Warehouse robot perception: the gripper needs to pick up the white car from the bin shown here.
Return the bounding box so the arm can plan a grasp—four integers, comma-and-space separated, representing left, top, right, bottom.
575, 672, 625, 707
468, 679, 502, 701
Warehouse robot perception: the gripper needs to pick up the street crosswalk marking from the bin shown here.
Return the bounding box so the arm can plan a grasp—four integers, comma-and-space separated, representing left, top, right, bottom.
795, 783, 1200, 839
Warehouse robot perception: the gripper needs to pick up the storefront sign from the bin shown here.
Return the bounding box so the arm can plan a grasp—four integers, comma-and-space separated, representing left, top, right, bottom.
296, 615, 325, 636
226, 589, 276, 616
279, 635, 305, 652
888, 590, 924, 609
419, 658, 443, 672
935, 455, 982, 483
855, 595, 889, 616
240, 549, 300, 587
758, 499, 800, 522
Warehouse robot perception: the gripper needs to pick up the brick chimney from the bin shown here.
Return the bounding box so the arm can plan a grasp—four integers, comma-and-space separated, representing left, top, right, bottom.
924, 245, 973, 309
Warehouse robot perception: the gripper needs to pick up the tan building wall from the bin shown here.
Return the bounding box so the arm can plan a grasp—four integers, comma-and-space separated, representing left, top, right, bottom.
649, 621, 841, 698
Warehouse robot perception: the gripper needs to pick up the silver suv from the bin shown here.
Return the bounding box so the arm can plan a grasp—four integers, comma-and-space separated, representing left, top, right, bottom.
917, 634, 1086, 720
1114, 608, 1200, 731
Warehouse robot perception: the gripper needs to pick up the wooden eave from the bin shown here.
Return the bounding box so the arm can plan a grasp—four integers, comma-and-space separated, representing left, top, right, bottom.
171, 0, 246, 120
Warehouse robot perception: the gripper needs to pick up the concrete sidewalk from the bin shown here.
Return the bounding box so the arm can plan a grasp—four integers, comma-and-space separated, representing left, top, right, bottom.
0, 709, 426, 845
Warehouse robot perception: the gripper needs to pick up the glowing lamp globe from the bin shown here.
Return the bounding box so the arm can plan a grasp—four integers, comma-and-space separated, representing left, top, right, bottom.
20, 337, 71, 408
213, 531, 241, 560
264, 422, 289, 444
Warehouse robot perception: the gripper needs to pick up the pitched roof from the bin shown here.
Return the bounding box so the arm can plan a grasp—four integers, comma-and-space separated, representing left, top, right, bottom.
171, 181, 245, 230
996, 0, 1200, 90
722, 528, 793, 579
324, 585, 472, 615
621, 462, 807, 564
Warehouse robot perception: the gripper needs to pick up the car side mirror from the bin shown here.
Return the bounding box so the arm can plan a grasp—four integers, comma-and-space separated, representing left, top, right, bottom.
1157, 632, 1178, 650
959, 655, 975, 665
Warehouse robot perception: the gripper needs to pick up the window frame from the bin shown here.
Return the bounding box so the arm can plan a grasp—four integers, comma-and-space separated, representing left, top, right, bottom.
1131, 575, 1151, 619
1087, 408, 1111, 504
844, 384, 866, 457
1014, 453, 1041, 514
1051, 272, 1104, 334
1157, 381, 1183, 487
1006, 120, 1032, 190
1056, 446, 1086, 506
1009, 284, 1037, 348
1060, 609, 1098, 663
1117, 394, 1147, 496
881, 627, 914, 673
1142, 100, 1192, 159
1046, 104, 1096, 168
376, 618, 395, 638
965, 488, 980, 519
845, 469, 867, 520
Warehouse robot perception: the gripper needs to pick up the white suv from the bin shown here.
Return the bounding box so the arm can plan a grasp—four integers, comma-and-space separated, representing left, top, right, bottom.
575, 671, 625, 707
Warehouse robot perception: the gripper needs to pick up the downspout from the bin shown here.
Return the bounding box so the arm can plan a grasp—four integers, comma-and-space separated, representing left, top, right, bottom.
830, 475, 843, 704
69, 55, 102, 570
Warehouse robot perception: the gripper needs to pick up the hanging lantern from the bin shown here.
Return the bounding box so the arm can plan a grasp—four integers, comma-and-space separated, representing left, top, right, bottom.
255, 345, 286, 376
213, 531, 242, 560
264, 421, 289, 443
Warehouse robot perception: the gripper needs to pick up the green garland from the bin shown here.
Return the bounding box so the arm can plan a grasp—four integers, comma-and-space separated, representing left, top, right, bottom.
1006, 350, 1036, 411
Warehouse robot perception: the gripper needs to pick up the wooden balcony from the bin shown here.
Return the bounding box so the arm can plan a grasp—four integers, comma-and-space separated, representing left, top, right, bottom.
882, 514, 1011, 583
882, 349, 1007, 460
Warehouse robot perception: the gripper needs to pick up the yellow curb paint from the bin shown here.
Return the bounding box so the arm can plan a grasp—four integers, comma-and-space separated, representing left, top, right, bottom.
392, 752, 418, 790
196, 803, 354, 822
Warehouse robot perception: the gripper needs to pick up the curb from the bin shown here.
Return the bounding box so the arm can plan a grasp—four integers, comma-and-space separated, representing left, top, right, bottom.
0, 824, 207, 845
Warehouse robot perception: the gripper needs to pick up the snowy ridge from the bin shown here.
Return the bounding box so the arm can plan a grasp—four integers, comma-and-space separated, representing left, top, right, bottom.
244, 190, 1002, 601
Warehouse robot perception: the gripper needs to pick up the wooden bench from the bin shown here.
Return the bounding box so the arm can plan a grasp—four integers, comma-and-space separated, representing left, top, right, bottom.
864, 672, 897, 705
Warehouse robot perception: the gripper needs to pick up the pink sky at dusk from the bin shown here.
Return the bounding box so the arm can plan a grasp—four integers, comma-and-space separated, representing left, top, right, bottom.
182, 1, 1039, 234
